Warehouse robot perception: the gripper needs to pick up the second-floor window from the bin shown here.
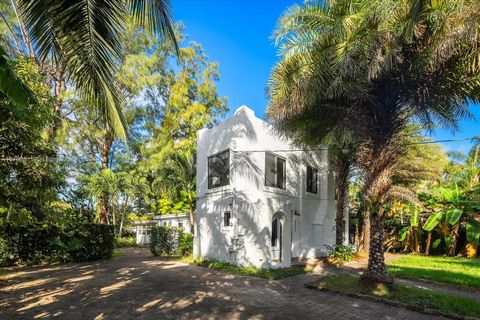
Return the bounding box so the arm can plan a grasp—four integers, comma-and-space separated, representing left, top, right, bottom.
306, 165, 318, 194
208, 150, 230, 189
265, 152, 286, 189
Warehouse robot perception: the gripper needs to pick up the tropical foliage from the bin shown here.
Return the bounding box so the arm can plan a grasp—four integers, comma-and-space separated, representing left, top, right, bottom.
268, 0, 480, 283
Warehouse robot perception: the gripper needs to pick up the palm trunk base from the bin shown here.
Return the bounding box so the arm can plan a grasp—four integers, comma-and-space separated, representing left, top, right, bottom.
360, 213, 393, 285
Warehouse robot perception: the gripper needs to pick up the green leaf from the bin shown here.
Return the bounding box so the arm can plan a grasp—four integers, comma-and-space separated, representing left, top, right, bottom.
399, 227, 408, 241
422, 211, 445, 231
446, 208, 463, 225
410, 208, 419, 227
466, 220, 480, 243
444, 236, 451, 247
432, 238, 442, 248
0, 45, 36, 106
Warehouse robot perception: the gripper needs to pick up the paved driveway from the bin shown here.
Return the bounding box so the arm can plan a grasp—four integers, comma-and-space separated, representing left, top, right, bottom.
0, 248, 444, 319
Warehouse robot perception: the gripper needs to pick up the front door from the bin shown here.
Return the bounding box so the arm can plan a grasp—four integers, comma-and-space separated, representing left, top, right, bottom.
271, 216, 283, 261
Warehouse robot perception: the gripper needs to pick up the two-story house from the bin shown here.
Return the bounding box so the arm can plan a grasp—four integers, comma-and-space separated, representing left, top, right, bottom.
194, 105, 341, 268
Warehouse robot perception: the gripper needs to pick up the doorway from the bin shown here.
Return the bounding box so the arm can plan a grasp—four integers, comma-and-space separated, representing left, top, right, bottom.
271, 212, 285, 262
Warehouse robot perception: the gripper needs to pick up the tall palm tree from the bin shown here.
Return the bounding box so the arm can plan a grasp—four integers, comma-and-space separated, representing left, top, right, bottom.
268, 0, 480, 284
13, 0, 178, 139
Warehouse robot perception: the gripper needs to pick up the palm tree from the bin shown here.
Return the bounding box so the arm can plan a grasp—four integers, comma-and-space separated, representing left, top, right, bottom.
154, 152, 196, 234
11, 0, 178, 139
268, 0, 480, 284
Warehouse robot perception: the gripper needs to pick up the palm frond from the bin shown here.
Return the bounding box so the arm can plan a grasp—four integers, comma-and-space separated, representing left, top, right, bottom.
17, 0, 179, 140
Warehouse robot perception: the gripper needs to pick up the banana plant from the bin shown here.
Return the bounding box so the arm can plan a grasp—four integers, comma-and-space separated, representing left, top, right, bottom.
423, 184, 480, 256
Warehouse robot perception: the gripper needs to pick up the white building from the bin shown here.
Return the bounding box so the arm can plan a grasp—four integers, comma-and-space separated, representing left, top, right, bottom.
134, 213, 192, 245
194, 105, 342, 269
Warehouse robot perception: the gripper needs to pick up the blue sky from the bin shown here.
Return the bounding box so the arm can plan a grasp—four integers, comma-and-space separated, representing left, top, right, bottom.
172, 0, 479, 154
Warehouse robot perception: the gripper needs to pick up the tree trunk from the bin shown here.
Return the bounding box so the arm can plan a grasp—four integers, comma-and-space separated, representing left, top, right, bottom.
360, 212, 393, 285
413, 227, 420, 253
425, 232, 432, 256
354, 224, 360, 248
98, 134, 112, 224
47, 76, 65, 140
334, 159, 350, 246
359, 207, 370, 253
448, 224, 460, 256
189, 203, 195, 235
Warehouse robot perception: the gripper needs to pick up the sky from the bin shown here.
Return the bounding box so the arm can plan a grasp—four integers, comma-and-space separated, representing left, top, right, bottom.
171, 0, 479, 154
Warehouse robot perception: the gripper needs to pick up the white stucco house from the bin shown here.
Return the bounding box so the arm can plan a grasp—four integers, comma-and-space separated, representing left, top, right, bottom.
134, 213, 192, 245
194, 105, 343, 269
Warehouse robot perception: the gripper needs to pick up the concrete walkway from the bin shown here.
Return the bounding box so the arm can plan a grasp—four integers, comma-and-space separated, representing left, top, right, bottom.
0, 248, 446, 319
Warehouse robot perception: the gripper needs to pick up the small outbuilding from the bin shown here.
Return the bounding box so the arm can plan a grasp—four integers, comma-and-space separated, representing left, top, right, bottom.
134, 213, 192, 245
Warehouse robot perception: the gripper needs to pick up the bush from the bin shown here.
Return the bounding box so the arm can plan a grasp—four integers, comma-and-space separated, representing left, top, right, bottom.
150, 226, 177, 256
325, 244, 356, 262
115, 236, 138, 248
0, 222, 114, 266
149, 226, 193, 256
178, 231, 193, 256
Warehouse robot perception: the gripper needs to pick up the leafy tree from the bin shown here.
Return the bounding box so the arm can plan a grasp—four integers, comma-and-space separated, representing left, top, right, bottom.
268, 0, 480, 284
0, 57, 63, 220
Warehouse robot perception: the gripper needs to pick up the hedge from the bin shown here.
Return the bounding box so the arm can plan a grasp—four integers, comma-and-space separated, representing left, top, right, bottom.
150, 226, 193, 257
0, 222, 114, 266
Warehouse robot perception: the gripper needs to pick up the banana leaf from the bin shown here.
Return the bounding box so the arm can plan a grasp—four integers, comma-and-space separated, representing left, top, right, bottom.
446, 208, 463, 225
423, 210, 445, 231
466, 220, 480, 243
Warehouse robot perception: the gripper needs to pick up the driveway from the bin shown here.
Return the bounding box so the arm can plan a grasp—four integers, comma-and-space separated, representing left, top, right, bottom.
0, 248, 445, 319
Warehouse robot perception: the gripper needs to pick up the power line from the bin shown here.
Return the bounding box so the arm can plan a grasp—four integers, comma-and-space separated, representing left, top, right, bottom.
0, 136, 477, 162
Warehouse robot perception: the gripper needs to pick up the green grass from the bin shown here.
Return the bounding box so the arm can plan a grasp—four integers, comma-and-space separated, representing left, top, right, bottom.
171, 255, 195, 264
308, 274, 480, 318
387, 255, 480, 289
112, 250, 124, 258
196, 259, 308, 280
114, 237, 140, 248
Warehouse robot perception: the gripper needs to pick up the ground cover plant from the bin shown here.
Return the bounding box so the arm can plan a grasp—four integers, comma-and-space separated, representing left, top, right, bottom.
197, 259, 308, 280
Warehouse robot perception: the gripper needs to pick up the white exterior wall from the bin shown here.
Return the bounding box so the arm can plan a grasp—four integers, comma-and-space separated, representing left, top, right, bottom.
135, 213, 192, 245
195, 106, 337, 268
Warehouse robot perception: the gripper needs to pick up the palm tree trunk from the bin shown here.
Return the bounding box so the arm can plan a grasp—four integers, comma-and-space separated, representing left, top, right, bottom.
360, 211, 393, 285
359, 207, 370, 253
354, 224, 360, 248
334, 158, 351, 246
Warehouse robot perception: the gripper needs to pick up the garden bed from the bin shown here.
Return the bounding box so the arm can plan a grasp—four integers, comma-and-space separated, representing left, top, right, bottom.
196, 259, 309, 280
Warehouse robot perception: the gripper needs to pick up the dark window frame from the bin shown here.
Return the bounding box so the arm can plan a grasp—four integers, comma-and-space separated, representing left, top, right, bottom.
223, 211, 231, 227
306, 165, 318, 194
265, 152, 286, 190
208, 149, 230, 189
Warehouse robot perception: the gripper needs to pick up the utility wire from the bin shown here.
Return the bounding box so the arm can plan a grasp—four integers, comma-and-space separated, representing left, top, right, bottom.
0, 136, 477, 161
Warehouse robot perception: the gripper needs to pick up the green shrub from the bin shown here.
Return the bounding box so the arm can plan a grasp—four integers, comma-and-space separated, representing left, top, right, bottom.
0, 222, 114, 266
115, 236, 138, 248
326, 244, 356, 262
150, 226, 177, 256
178, 231, 193, 256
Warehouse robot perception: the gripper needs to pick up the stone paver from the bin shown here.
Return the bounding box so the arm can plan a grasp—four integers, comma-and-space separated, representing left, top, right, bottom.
0, 248, 446, 319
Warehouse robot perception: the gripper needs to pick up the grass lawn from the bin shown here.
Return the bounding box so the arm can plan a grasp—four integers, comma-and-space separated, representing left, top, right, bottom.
308, 274, 480, 318
387, 255, 480, 289
196, 259, 308, 280
112, 250, 125, 258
